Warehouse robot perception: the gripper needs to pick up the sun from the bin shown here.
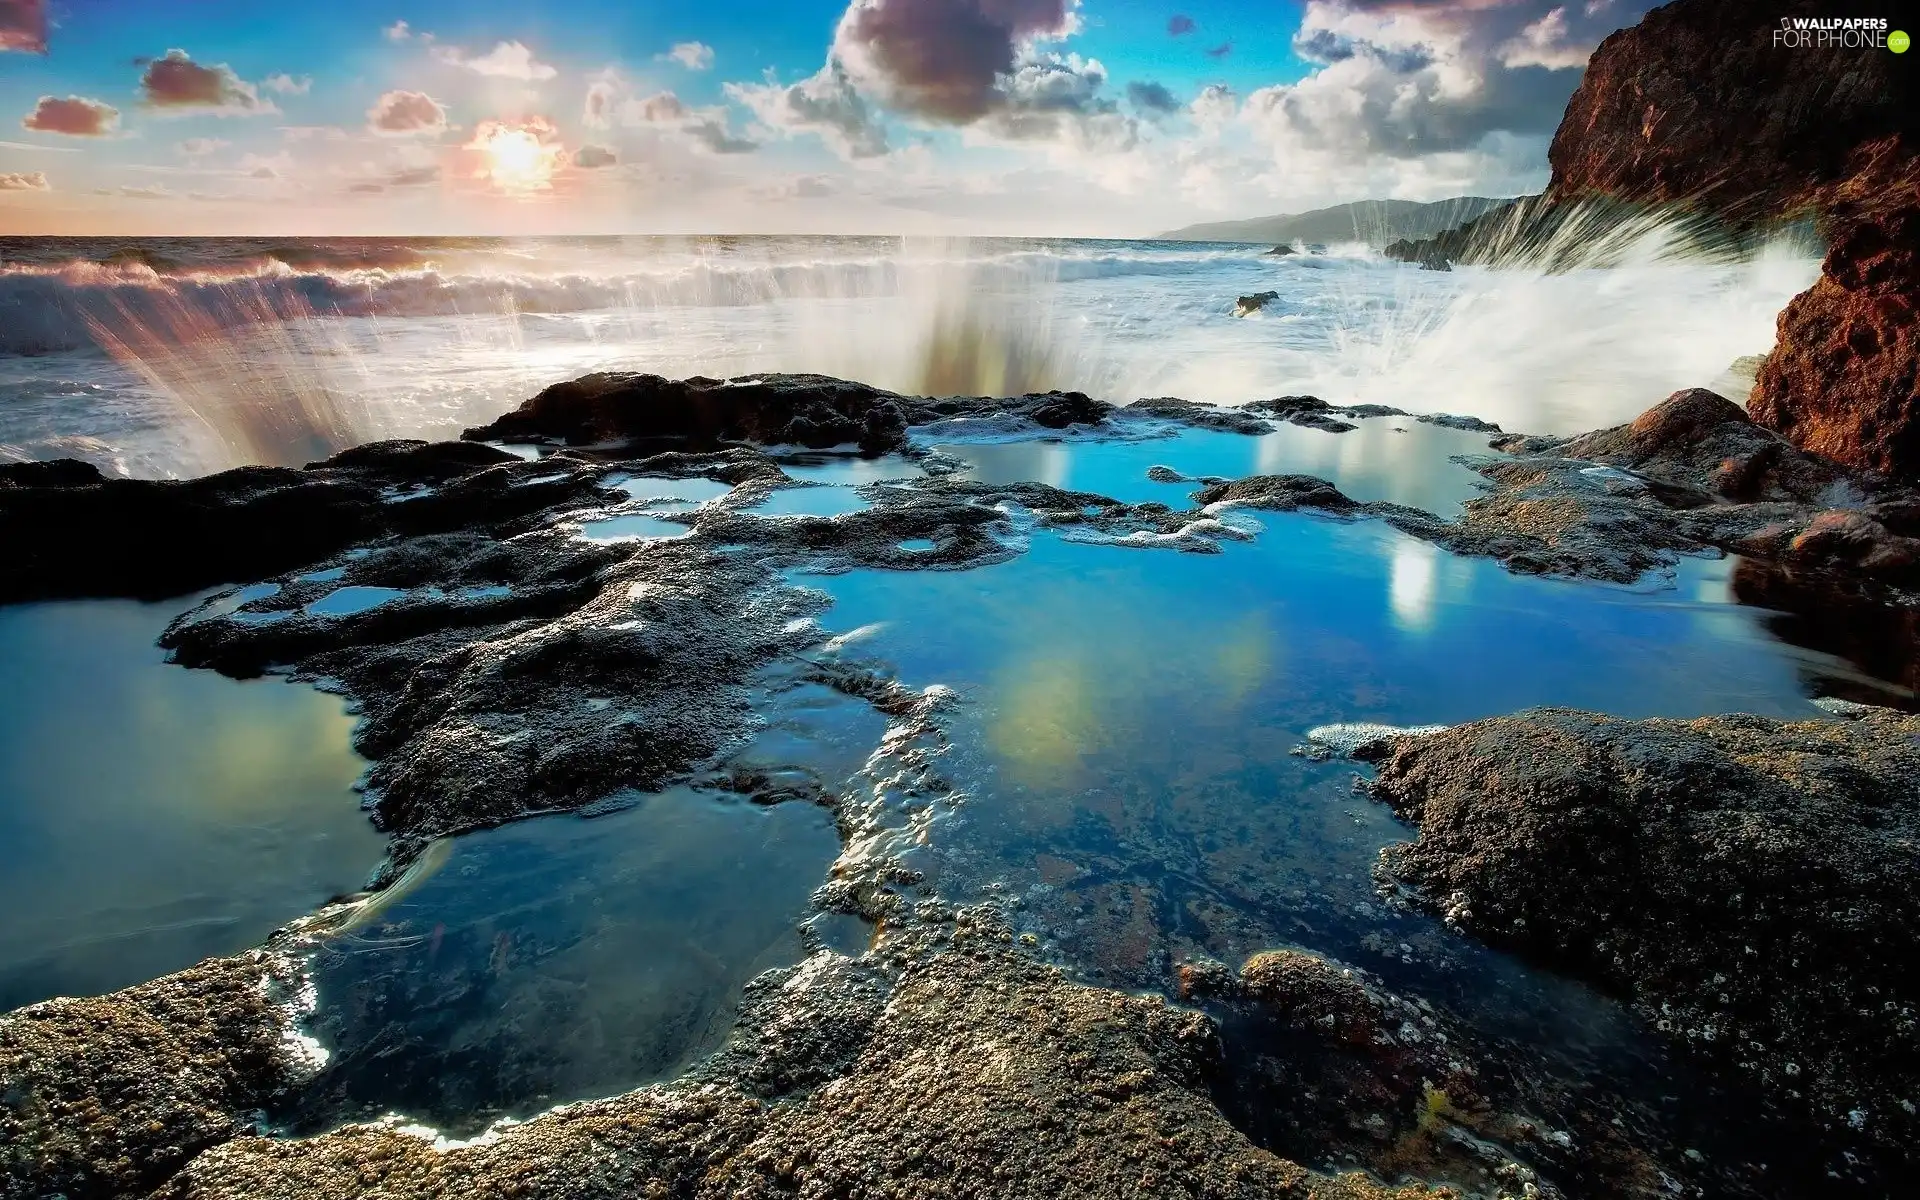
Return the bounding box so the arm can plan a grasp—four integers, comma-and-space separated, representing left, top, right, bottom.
467, 118, 566, 194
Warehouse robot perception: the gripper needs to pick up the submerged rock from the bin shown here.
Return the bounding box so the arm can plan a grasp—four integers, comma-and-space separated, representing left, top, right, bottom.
1365, 707, 1920, 1162
0, 953, 313, 1200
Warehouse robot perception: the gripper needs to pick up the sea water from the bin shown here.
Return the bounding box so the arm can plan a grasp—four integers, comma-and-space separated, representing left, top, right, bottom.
0, 233, 1818, 476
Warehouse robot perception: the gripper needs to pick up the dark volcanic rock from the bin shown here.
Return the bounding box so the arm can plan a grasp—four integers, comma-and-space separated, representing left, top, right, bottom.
159, 947, 1442, 1200
0, 442, 600, 604
1265, 244, 1295, 257
462, 372, 1116, 455
1366, 708, 1920, 1159
1195, 474, 1360, 514
464, 372, 914, 453
0, 953, 311, 1200
1126, 396, 1272, 435
1232, 291, 1280, 317
1244, 395, 1358, 434
1416, 413, 1501, 434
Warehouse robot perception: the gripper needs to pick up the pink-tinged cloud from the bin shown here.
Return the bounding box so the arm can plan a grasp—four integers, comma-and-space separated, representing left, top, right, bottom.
834, 0, 1078, 122
0, 170, 50, 190
368, 90, 448, 136
0, 0, 45, 53
1167, 14, 1195, 36
139, 49, 271, 113
22, 95, 120, 136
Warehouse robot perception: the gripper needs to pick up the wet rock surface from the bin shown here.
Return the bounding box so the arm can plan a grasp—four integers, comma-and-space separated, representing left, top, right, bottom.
0, 441, 583, 604
1443, 389, 1920, 591
158, 943, 1449, 1200
1364, 707, 1920, 1166
0, 953, 312, 1200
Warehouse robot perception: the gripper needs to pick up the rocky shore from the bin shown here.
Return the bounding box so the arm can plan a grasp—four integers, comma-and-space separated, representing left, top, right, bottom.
1363, 707, 1920, 1165
3, 357, 1917, 1198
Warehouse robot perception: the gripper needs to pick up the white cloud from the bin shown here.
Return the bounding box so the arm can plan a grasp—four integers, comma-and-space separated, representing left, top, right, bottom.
435, 40, 557, 82
238, 151, 295, 179
728, 63, 888, 160
385, 20, 411, 42
663, 41, 715, 70
263, 73, 312, 95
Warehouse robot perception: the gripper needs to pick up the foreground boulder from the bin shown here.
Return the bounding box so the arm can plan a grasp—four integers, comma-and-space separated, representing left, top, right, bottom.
1365, 707, 1920, 1160
0, 954, 311, 1200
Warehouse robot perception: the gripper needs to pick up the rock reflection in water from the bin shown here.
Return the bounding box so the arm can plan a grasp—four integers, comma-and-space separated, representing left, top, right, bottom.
1729, 557, 1919, 706
931, 417, 1494, 514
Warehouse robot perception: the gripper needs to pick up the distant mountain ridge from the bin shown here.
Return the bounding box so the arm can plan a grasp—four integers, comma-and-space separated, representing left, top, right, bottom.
1158, 196, 1523, 247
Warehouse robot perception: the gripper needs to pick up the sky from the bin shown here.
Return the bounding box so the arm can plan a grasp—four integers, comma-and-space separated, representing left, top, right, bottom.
0, 0, 1656, 236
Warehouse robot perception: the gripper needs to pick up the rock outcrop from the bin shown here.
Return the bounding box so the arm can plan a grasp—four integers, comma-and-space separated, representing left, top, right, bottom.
1, 953, 313, 1200
1543, 0, 1919, 477
1365, 707, 1920, 1161
1750, 202, 1920, 478
464, 371, 1115, 454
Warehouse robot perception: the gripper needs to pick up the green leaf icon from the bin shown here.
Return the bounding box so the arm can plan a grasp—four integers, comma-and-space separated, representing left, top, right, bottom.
1893, 30, 1912, 53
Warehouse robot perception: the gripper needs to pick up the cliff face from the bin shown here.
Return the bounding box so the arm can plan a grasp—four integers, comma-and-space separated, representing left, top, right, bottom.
1548, 0, 1912, 216
1546, 0, 1919, 477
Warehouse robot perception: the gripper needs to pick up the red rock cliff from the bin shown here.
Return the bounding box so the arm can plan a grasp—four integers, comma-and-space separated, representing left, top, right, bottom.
1547, 0, 1919, 477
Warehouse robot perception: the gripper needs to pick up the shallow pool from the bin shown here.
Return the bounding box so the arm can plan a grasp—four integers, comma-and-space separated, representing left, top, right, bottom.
0, 598, 382, 1011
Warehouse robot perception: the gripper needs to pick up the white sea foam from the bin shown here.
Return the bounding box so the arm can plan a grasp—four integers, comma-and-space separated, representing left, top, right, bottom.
0, 229, 1820, 476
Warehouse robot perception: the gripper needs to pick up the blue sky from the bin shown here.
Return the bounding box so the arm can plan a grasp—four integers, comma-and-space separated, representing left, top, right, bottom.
0, 1, 1651, 235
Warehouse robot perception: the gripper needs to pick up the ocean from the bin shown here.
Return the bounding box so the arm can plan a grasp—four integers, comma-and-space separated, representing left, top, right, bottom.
0, 232, 1819, 478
